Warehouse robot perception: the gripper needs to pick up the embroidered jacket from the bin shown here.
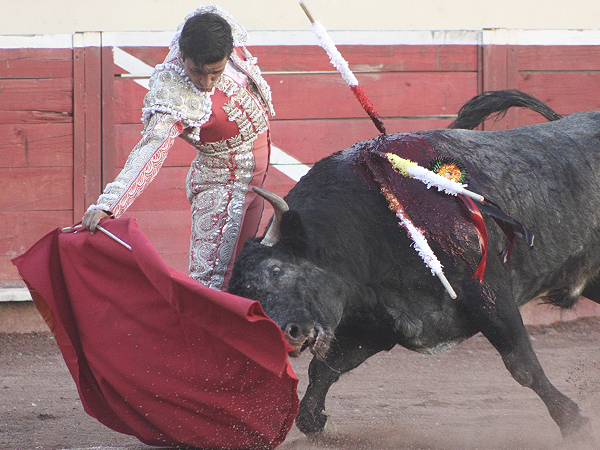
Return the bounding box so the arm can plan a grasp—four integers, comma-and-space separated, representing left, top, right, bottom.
89, 47, 274, 218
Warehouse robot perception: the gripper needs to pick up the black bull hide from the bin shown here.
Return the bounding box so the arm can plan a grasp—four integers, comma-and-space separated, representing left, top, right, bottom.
229, 109, 600, 440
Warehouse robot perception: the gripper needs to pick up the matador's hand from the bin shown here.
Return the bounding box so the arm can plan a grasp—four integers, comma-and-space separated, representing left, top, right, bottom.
82, 209, 111, 234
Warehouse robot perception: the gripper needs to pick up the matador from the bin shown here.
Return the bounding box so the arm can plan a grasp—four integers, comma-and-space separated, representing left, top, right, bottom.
84, 5, 275, 290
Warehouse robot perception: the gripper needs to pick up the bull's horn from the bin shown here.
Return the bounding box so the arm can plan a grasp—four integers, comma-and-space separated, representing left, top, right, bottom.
253, 187, 289, 246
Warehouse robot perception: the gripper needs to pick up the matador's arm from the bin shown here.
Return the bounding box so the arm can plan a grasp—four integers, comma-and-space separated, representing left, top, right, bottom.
88, 113, 184, 218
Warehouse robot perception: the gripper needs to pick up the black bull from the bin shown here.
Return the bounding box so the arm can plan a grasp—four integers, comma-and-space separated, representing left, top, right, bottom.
229, 92, 600, 440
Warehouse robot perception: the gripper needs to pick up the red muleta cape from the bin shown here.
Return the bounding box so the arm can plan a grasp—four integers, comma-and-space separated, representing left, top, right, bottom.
12, 218, 298, 449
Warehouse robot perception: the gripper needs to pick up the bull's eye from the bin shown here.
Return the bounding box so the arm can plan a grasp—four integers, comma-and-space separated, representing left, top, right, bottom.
271, 266, 281, 277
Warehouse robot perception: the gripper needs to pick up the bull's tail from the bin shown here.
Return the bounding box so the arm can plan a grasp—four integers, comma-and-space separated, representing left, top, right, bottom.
449, 90, 562, 130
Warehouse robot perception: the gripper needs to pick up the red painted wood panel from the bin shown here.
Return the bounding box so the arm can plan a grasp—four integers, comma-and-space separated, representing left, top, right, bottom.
0, 110, 72, 124
0, 48, 73, 78
0, 78, 72, 119
266, 71, 478, 120
113, 77, 148, 124
0, 257, 27, 286
482, 44, 520, 129
102, 46, 117, 189
258, 167, 298, 235
117, 44, 479, 74
247, 45, 479, 73
0, 46, 76, 286
0, 123, 72, 168
518, 46, 600, 71
113, 71, 477, 122
73, 41, 103, 221
517, 72, 600, 113
0, 210, 72, 256
270, 117, 457, 164
0, 167, 72, 211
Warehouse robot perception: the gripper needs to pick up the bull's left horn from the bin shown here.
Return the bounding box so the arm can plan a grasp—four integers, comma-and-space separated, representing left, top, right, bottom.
253, 187, 289, 246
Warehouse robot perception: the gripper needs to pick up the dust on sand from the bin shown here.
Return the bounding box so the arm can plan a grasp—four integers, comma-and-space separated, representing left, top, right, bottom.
2, 318, 600, 450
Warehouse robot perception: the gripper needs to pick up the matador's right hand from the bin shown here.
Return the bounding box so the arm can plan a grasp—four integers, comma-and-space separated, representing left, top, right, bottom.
82, 209, 111, 234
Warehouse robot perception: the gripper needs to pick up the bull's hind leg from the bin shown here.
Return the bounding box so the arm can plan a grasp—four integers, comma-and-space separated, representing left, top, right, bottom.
464, 280, 591, 439
296, 334, 391, 435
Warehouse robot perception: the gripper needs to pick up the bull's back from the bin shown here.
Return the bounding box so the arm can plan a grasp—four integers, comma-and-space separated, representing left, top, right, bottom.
429, 111, 600, 304
287, 111, 600, 307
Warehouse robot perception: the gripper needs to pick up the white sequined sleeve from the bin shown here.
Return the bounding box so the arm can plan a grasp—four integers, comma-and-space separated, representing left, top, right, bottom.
88, 113, 184, 218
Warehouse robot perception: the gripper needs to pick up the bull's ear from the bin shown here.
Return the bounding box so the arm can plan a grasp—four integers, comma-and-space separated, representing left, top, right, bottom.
278, 210, 308, 257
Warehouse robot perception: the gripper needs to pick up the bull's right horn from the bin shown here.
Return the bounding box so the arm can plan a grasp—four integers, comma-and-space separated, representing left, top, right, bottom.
253, 187, 289, 246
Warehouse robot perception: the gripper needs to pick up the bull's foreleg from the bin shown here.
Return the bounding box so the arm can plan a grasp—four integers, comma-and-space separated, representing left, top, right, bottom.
465, 279, 592, 440
296, 336, 388, 435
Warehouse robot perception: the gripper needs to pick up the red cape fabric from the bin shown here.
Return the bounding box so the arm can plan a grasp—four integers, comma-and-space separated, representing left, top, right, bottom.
12, 218, 299, 449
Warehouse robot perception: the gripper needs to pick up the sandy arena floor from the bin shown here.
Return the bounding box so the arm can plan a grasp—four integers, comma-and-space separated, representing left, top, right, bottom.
2, 317, 600, 450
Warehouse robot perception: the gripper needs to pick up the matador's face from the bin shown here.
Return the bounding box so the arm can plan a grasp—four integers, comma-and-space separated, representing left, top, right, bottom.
182, 56, 228, 92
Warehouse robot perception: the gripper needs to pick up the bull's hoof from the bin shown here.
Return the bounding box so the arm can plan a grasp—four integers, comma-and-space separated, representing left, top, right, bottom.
295, 408, 330, 435
560, 417, 597, 449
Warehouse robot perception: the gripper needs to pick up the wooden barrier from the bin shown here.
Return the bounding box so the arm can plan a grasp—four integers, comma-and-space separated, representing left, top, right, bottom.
2, 29, 600, 289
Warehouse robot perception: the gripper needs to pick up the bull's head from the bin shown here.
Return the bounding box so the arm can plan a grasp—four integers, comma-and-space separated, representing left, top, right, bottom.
229, 188, 348, 359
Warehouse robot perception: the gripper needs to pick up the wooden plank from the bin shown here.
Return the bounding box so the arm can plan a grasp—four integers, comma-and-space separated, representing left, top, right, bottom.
82, 41, 103, 212
249, 44, 479, 73
517, 72, 600, 114
116, 45, 479, 74
518, 46, 600, 71
266, 71, 478, 120
0, 110, 72, 124
0, 123, 72, 168
73, 43, 85, 223
503, 45, 521, 129
0, 78, 72, 114
0, 48, 73, 78
483, 44, 520, 129
0, 210, 72, 256
263, 166, 297, 200
270, 117, 458, 165
113, 77, 148, 124
102, 45, 116, 188
0, 167, 72, 211
484, 44, 508, 91
73, 33, 103, 222
0, 256, 27, 287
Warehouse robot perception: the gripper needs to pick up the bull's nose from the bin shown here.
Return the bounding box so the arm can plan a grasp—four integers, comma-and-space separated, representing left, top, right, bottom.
284, 323, 304, 341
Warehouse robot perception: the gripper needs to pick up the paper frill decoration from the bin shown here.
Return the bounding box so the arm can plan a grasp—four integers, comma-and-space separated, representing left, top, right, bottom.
385, 153, 485, 203
381, 187, 457, 299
